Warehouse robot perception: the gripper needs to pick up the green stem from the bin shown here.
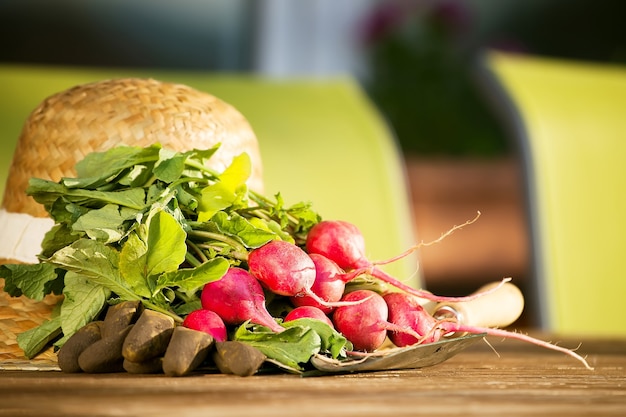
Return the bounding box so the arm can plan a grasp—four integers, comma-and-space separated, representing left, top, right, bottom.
169, 176, 210, 190
186, 241, 208, 264
187, 230, 248, 255
194, 242, 248, 262
185, 251, 203, 267
247, 192, 302, 226
143, 174, 158, 188
245, 208, 273, 223
249, 190, 269, 204
185, 159, 220, 179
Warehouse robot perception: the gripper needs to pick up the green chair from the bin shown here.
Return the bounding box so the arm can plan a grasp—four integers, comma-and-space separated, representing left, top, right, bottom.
0, 64, 420, 287
478, 51, 626, 336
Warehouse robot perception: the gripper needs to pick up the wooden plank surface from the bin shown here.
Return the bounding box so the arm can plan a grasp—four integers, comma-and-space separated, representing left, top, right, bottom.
1, 334, 624, 417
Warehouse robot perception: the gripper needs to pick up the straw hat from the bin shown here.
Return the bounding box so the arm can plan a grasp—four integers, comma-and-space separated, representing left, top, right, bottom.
0, 78, 264, 364
2, 77, 264, 218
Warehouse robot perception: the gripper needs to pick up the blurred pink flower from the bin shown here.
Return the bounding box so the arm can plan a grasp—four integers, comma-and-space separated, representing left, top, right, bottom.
358, 0, 472, 45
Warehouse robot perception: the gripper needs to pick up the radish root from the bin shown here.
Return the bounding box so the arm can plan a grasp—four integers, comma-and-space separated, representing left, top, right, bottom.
441, 324, 594, 370
340, 211, 506, 303
302, 290, 373, 308
373, 211, 482, 266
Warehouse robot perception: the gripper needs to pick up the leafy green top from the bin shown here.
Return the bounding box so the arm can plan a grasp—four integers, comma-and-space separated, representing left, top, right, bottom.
1, 144, 350, 370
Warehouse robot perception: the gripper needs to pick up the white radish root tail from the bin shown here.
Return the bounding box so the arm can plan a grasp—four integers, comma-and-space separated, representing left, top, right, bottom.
371, 267, 512, 303
443, 324, 594, 370
303, 289, 373, 308
373, 211, 482, 266
349, 211, 506, 303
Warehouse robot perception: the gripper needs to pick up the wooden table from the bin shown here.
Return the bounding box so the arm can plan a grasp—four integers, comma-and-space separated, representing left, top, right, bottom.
1, 333, 624, 417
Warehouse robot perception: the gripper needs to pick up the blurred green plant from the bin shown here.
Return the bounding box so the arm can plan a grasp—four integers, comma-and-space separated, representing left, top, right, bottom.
361, 0, 509, 157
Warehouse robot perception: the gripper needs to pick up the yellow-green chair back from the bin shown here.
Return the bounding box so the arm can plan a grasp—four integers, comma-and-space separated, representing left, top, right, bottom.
0, 64, 420, 287
479, 51, 626, 336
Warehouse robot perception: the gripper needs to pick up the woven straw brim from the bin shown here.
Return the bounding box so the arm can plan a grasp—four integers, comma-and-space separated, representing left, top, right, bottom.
2, 77, 264, 217
1, 78, 265, 366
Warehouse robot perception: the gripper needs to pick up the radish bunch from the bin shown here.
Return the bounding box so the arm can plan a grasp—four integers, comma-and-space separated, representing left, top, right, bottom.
5, 142, 592, 372
192, 219, 592, 370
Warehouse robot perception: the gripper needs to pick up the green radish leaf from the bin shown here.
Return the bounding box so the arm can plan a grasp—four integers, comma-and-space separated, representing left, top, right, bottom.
258, 218, 295, 243
171, 184, 198, 211
119, 231, 152, 298
188, 146, 220, 164
173, 299, 202, 316
46, 239, 137, 301
155, 257, 229, 295
154, 148, 187, 183
17, 316, 62, 359
211, 211, 277, 248
72, 204, 138, 243
145, 209, 187, 277
28, 179, 147, 211
119, 208, 187, 297
282, 318, 352, 359
197, 182, 237, 222
117, 164, 153, 187
45, 200, 88, 226
197, 153, 251, 222
146, 183, 170, 207
70, 144, 161, 188
57, 271, 110, 347
39, 224, 80, 258
234, 323, 321, 370
0, 263, 62, 300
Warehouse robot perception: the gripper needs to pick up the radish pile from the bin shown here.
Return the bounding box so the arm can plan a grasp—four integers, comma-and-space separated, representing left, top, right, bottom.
191, 220, 593, 371
0, 144, 593, 374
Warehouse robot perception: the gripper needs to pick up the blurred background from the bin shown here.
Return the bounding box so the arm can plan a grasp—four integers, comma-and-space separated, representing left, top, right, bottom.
2, 0, 625, 325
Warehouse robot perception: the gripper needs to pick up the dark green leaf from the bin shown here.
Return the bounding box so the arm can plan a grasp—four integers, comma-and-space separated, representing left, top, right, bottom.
117, 164, 153, 187
173, 299, 202, 316
119, 231, 152, 298
172, 184, 199, 211
72, 204, 138, 243
28, 179, 147, 211
211, 211, 277, 248
153, 148, 187, 183
0, 263, 62, 300
145, 209, 187, 277
39, 224, 80, 258
71, 144, 161, 187
17, 316, 62, 359
282, 318, 352, 359
155, 257, 229, 295
233, 323, 321, 370
46, 239, 137, 301
188, 146, 220, 163
47, 200, 88, 225
57, 272, 110, 346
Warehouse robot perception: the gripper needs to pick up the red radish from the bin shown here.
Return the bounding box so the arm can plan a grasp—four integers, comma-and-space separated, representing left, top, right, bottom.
284, 306, 334, 329
248, 240, 315, 297
383, 291, 593, 370
182, 309, 228, 342
332, 289, 422, 352
289, 253, 347, 314
201, 267, 284, 333
306, 220, 365, 271
306, 219, 507, 303
248, 240, 361, 309
384, 292, 445, 346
